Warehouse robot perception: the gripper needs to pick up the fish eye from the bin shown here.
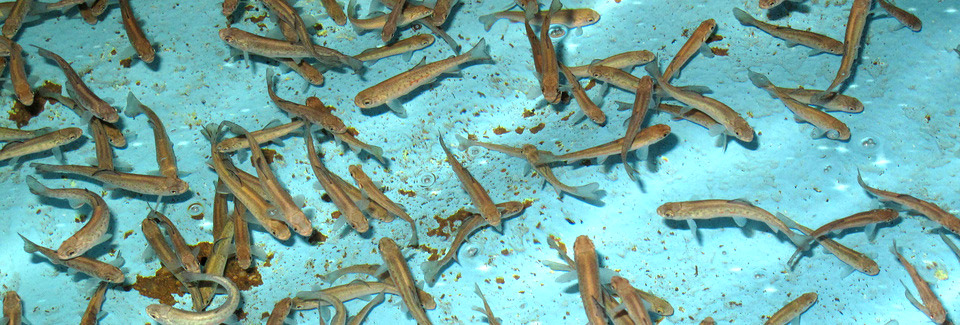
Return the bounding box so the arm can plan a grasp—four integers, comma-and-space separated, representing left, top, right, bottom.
362, 99, 372, 106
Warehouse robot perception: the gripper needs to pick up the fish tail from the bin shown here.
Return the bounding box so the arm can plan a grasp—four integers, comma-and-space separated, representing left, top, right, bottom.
478, 13, 497, 32
124, 91, 145, 118
24, 175, 49, 195
465, 38, 491, 62
19, 234, 39, 253
421, 260, 442, 287
746, 69, 774, 89
454, 134, 474, 151
30, 45, 55, 60
732, 8, 755, 26
775, 212, 813, 250
573, 182, 604, 202
30, 163, 54, 173
644, 59, 663, 81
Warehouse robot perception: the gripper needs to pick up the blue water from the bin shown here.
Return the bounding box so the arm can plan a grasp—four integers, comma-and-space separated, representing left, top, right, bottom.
0, 0, 958, 324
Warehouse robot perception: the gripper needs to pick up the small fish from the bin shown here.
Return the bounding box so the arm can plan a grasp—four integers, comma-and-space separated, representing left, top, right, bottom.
218, 28, 363, 72
455, 135, 557, 162
652, 103, 721, 131
523, 10, 543, 78
620, 76, 653, 181
89, 118, 116, 171
347, 0, 432, 32
438, 135, 501, 230
348, 164, 418, 246
381, 0, 406, 42
648, 61, 754, 143
217, 120, 305, 153
426, 0, 457, 26
823, 0, 871, 93
321, 0, 348, 25
78, 0, 109, 24
573, 236, 606, 325
559, 62, 605, 124
147, 208, 201, 274
0, 127, 82, 163
265, 70, 346, 134
2, 291, 21, 325
266, 298, 293, 325
198, 218, 236, 310
662, 19, 716, 82
31, 164, 189, 196
608, 276, 653, 325
767, 86, 863, 113
34, 46, 118, 123
478, 8, 599, 32
766, 292, 817, 325
733, 8, 843, 55
79, 282, 109, 325
118, 0, 155, 63
305, 123, 370, 233
635, 289, 674, 316
141, 215, 205, 310
878, 0, 921, 32
224, 121, 313, 237
858, 171, 960, 235
333, 131, 386, 164
293, 281, 436, 310
420, 201, 526, 286
348, 291, 385, 325
748, 70, 849, 140
26, 176, 111, 259
890, 240, 946, 324
521, 144, 603, 201
759, 0, 800, 9
555, 124, 671, 163
567, 50, 656, 78
34, 89, 129, 146
379, 237, 432, 324
6, 40, 33, 105
781, 212, 879, 275
808, 208, 899, 240
354, 34, 435, 63
940, 233, 960, 262
125, 93, 180, 178
145, 273, 240, 325
20, 234, 124, 283
354, 39, 490, 115
232, 200, 253, 269
537, 0, 562, 104
261, 0, 326, 65
656, 199, 811, 249
277, 57, 325, 85
0, 126, 47, 142
472, 284, 501, 325
1, 0, 33, 38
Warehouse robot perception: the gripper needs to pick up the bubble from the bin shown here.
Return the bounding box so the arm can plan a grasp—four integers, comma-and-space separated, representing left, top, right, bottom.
417, 172, 436, 188
549, 26, 566, 38
861, 137, 876, 148
467, 147, 483, 157
187, 202, 203, 218
465, 246, 479, 258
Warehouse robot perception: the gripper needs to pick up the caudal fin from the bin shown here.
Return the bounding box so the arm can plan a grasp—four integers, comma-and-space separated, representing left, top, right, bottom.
124, 92, 145, 118
732, 8, 756, 27
478, 14, 498, 31
572, 182, 605, 202
421, 260, 442, 286
465, 38, 491, 62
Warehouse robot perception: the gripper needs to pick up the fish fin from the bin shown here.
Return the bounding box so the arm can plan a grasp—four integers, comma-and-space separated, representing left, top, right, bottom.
250, 245, 268, 260
52, 146, 66, 162
355, 198, 371, 211
732, 7, 755, 26
478, 13, 497, 32
555, 269, 579, 283
901, 280, 925, 312
808, 48, 827, 56
572, 182, 604, 202
687, 219, 698, 233
124, 92, 145, 118
615, 101, 631, 112
597, 268, 618, 284
865, 223, 878, 243
421, 260, 442, 287
454, 134, 474, 151
732, 216, 748, 227
775, 212, 813, 251
108, 252, 126, 268
400, 50, 414, 62
575, 26, 583, 36
707, 124, 725, 137
836, 263, 856, 278
95, 233, 113, 246
19, 234, 39, 253
385, 100, 407, 117
465, 38, 491, 61
543, 260, 573, 272
746, 69, 774, 89
699, 43, 714, 58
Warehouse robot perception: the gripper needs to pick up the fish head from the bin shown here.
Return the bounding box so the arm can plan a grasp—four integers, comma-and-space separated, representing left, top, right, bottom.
656, 202, 682, 218
145, 304, 172, 323
62, 127, 84, 142
166, 178, 190, 196
732, 123, 755, 142
758, 0, 783, 9
218, 28, 237, 42
55, 240, 83, 260
321, 115, 347, 134
418, 34, 437, 47
354, 93, 378, 109
575, 10, 601, 26
541, 85, 562, 103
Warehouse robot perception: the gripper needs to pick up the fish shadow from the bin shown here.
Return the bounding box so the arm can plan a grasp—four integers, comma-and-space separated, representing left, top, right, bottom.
765, 2, 811, 21
664, 217, 803, 248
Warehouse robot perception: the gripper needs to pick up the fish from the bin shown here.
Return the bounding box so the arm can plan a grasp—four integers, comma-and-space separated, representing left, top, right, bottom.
89, 118, 116, 171
537, 0, 562, 104
733, 8, 843, 55
656, 199, 811, 249
780, 212, 879, 275
765, 86, 863, 113
198, 218, 235, 309
348, 164, 418, 246
381, 0, 406, 42
0, 126, 47, 142
141, 215, 205, 310
298, 291, 348, 324
636, 289, 673, 316
766, 292, 817, 325
662, 19, 716, 82
204, 123, 290, 240
455, 135, 558, 163
748, 70, 849, 140
420, 201, 526, 286
759, 0, 800, 9
332, 130, 386, 164
118, 0, 155, 63
652, 103, 721, 131
26, 176, 111, 259
608, 276, 653, 325
33, 46, 118, 123
878, 0, 921, 32
941, 233, 960, 262
78, 0, 109, 24
588, 64, 712, 97
31, 164, 190, 196
346, 0, 432, 32
379, 237, 432, 324
522, 8, 543, 78
559, 62, 605, 124
223, 121, 313, 237
573, 236, 606, 325
554, 124, 671, 163
125, 93, 180, 178
19, 234, 124, 283
321, 0, 348, 25
217, 120, 305, 153
567, 50, 656, 78
0, 127, 82, 164
233, 200, 253, 269
472, 284, 501, 325
293, 281, 436, 310
426, 0, 457, 26
647, 60, 754, 143
218, 28, 363, 72
266, 298, 293, 325
304, 123, 370, 233
34, 89, 128, 147
521, 144, 603, 201
147, 208, 201, 274
79, 282, 109, 325
348, 291, 385, 325
438, 134, 501, 230
2, 291, 21, 325
890, 240, 946, 324
353, 34, 435, 63
145, 273, 241, 325
1, 0, 33, 38
355, 39, 490, 115
6, 40, 32, 105
857, 171, 960, 235
260, 0, 327, 65
807, 208, 899, 240
822, 0, 871, 93
478, 8, 599, 32
277, 57, 325, 85
265, 70, 346, 134
222, 0, 239, 16
620, 75, 653, 181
